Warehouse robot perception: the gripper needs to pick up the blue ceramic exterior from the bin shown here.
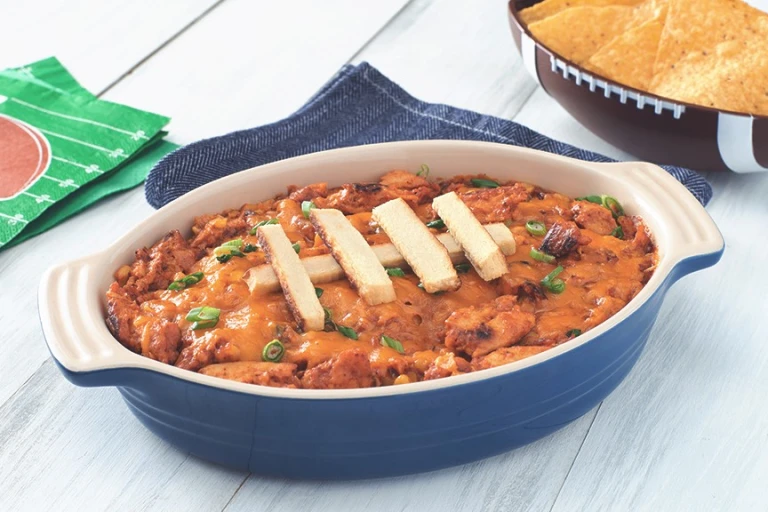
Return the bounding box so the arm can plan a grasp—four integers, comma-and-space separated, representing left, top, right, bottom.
48, 252, 721, 480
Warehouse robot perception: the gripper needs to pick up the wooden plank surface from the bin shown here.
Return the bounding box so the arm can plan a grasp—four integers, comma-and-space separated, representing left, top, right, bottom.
104, 0, 415, 141
0, 0, 221, 94
0, 361, 248, 512
1, 0, 766, 509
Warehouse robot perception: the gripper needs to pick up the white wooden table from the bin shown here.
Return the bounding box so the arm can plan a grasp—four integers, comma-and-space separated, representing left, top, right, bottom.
1, 1, 766, 510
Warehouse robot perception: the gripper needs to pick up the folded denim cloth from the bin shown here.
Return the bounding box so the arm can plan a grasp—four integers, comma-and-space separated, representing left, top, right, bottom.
146, 62, 712, 208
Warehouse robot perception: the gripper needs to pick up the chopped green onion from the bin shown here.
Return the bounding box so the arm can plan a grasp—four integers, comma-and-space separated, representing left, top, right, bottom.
525, 220, 546, 236
576, 195, 603, 204
262, 339, 285, 362
324, 307, 358, 339
417, 164, 430, 177
213, 239, 243, 256
168, 271, 204, 291
541, 265, 564, 283
541, 266, 566, 294
530, 247, 555, 263
470, 178, 499, 188
381, 335, 405, 354
186, 306, 220, 330
601, 195, 624, 218
216, 249, 244, 263
386, 267, 406, 277
214, 239, 246, 263
455, 263, 471, 274
566, 329, 582, 338
426, 218, 445, 229
182, 272, 204, 286
610, 226, 624, 239
323, 307, 336, 330
417, 282, 424, 290
292, 242, 300, 254
301, 200, 316, 219
315, 287, 324, 298
249, 218, 279, 235
548, 280, 566, 294
337, 325, 358, 340
243, 243, 258, 253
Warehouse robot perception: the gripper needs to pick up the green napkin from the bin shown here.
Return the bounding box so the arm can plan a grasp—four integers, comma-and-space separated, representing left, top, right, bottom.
0, 57, 178, 249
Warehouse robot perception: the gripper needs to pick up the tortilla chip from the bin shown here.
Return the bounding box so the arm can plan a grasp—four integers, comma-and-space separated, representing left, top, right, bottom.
528, 6, 635, 64
587, 14, 666, 90
650, 35, 768, 115
520, 0, 643, 25
650, 0, 768, 88
628, 0, 668, 26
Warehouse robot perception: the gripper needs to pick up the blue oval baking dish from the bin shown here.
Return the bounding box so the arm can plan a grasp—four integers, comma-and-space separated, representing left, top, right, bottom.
38, 141, 724, 479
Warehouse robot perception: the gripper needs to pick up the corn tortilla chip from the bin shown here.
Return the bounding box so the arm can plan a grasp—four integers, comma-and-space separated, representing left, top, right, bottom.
520, 0, 643, 25
650, 35, 768, 115
629, 0, 668, 24
528, 6, 635, 64
587, 14, 666, 90
650, 0, 768, 88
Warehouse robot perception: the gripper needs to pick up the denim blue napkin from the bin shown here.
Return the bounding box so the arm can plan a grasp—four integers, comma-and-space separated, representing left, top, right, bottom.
146, 62, 712, 208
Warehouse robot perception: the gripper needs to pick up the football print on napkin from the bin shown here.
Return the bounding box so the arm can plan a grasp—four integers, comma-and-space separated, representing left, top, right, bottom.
0, 58, 170, 247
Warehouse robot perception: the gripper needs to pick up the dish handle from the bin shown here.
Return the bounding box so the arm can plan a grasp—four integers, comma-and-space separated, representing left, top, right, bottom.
38, 253, 141, 387
602, 162, 725, 280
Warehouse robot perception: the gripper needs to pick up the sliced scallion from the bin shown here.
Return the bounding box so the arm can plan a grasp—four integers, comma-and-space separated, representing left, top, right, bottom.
525, 220, 546, 236
301, 200, 316, 219
426, 218, 445, 229
249, 218, 279, 235
315, 287, 324, 298
186, 306, 220, 330
386, 267, 406, 277
470, 178, 499, 188
576, 195, 603, 204
292, 242, 300, 254
610, 226, 624, 239
530, 247, 555, 264
566, 329, 582, 338
337, 325, 358, 340
323, 307, 336, 330
455, 263, 471, 274
243, 243, 258, 253
213, 239, 243, 256
601, 195, 624, 218
262, 339, 285, 362
417, 164, 430, 177
541, 266, 566, 294
214, 239, 246, 263
216, 249, 244, 263
381, 335, 405, 354
168, 271, 204, 291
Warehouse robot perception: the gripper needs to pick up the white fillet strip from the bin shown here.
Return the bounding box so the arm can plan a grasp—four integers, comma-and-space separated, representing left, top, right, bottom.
256, 224, 324, 331
244, 223, 516, 294
309, 208, 396, 306
372, 198, 459, 293
432, 191, 508, 281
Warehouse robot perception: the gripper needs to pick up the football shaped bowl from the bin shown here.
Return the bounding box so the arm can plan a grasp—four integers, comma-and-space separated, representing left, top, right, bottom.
508, 0, 768, 174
